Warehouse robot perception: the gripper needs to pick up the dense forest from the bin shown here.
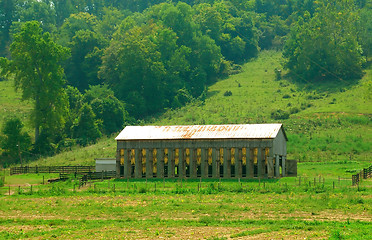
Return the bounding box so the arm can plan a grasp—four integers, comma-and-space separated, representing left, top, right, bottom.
0, 0, 371, 165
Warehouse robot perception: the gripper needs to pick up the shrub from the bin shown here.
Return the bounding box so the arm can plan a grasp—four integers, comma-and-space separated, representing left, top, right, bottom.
223, 90, 232, 96
282, 94, 291, 99
274, 68, 281, 80
271, 109, 290, 120
0, 176, 4, 187
290, 107, 300, 114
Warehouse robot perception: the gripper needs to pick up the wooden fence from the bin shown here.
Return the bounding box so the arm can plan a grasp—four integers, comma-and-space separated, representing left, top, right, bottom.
10, 166, 94, 175
352, 165, 372, 186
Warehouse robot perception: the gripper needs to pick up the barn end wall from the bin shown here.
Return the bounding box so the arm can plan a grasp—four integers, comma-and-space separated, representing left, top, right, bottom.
272, 128, 287, 156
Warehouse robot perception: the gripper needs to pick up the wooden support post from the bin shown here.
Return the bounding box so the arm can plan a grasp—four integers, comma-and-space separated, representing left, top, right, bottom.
257, 147, 263, 178
134, 148, 141, 178
123, 149, 131, 179
178, 148, 185, 178
282, 155, 286, 177
200, 148, 208, 178
157, 148, 164, 178
267, 148, 274, 178
246, 148, 254, 178
168, 148, 175, 178
235, 148, 242, 179
190, 148, 197, 179
212, 148, 218, 178
146, 148, 153, 179
275, 155, 280, 178
223, 148, 230, 178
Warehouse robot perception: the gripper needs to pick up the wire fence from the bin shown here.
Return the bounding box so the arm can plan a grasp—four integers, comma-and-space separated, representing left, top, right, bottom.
2, 174, 365, 197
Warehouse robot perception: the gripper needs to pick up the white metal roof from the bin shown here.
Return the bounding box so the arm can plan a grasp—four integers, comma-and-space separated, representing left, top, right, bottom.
115, 124, 286, 141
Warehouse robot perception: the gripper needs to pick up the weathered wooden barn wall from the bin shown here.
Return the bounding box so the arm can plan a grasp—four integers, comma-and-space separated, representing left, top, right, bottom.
115, 124, 292, 179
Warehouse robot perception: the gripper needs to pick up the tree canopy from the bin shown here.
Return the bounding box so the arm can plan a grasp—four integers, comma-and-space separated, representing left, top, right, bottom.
283, 0, 366, 82
0, 21, 70, 142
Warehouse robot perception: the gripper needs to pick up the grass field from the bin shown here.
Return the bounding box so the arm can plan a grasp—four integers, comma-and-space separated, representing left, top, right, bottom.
0, 171, 371, 239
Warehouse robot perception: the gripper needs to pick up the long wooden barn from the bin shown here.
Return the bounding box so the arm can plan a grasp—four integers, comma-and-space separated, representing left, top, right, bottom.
115, 124, 296, 179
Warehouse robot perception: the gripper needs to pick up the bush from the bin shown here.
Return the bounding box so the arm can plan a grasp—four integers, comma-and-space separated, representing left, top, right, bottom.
0, 176, 4, 187
271, 109, 290, 120
282, 94, 291, 99
290, 107, 300, 114
274, 68, 281, 80
223, 90, 232, 96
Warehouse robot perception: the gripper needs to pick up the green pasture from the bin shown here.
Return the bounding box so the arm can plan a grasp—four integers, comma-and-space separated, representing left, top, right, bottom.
1, 159, 371, 239
0, 173, 371, 239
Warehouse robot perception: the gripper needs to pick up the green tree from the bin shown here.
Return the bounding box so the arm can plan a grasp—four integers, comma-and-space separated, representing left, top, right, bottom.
65, 30, 107, 91
0, 21, 70, 143
0, 118, 31, 166
83, 85, 127, 134
72, 103, 101, 146
96, 7, 128, 40
18, 0, 57, 33
357, 6, 372, 58
100, 23, 167, 118
58, 12, 97, 45
283, 0, 365, 82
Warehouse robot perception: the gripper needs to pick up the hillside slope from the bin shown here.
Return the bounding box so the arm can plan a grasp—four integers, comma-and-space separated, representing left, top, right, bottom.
10, 50, 371, 166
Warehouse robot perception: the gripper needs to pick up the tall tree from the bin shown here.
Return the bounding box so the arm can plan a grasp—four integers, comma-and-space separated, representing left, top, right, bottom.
0, 21, 70, 143
100, 23, 167, 118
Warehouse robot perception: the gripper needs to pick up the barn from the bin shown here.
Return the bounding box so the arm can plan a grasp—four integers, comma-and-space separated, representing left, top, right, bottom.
115, 124, 296, 179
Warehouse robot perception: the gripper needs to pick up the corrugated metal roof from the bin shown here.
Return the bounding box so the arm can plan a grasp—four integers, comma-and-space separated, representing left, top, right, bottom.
115, 124, 285, 141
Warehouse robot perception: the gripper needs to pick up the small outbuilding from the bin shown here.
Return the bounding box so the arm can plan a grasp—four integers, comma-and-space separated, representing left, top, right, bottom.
95, 158, 116, 172
115, 124, 296, 179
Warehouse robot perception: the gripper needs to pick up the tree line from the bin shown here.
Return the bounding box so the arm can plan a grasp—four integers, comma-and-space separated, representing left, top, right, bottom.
0, 0, 370, 165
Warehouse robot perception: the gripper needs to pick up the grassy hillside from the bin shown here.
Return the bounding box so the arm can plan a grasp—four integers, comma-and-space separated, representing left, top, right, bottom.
2, 50, 371, 167
0, 79, 32, 133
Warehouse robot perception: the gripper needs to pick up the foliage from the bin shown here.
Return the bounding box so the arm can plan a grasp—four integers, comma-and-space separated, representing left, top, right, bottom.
0, 118, 31, 165
0, 21, 70, 145
72, 103, 102, 146
65, 29, 107, 91
283, 0, 366, 82
83, 85, 127, 135
271, 109, 289, 120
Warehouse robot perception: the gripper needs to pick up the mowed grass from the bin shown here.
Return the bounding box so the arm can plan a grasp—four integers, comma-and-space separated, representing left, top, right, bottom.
0, 175, 371, 239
